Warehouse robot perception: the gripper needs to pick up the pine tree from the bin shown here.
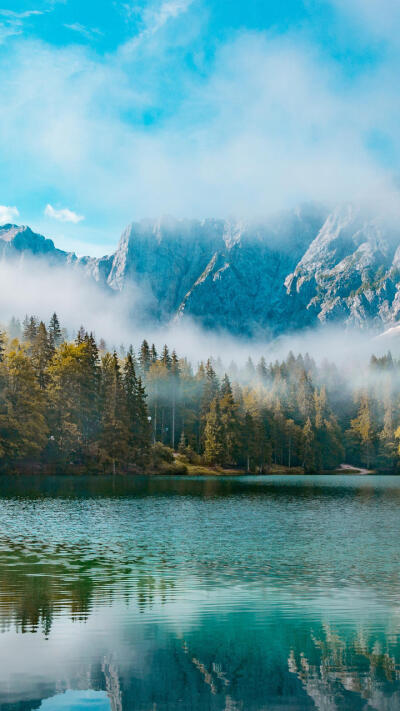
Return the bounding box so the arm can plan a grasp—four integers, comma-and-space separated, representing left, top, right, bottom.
201, 360, 219, 420
31, 322, 54, 389
242, 411, 257, 472
204, 399, 226, 466
98, 352, 130, 474
75, 326, 86, 344
219, 374, 240, 465
80, 333, 101, 455
47, 339, 100, 466
123, 351, 151, 463
297, 370, 314, 421
302, 417, 316, 473
48, 313, 62, 348
349, 392, 377, 469
256, 357, 268, 382
150, 343, 158, 363
161, 344, 172, 370
170, 350, 180, 449
285, 418, 301, 468
378, 394, 397, 471
23, 315, 38, 344
0, 330, 5, 363
0, 349, 47, 465
139, 340, 151, 373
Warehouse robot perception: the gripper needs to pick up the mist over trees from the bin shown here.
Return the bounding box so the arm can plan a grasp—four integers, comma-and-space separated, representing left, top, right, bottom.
0, 314, 400, 474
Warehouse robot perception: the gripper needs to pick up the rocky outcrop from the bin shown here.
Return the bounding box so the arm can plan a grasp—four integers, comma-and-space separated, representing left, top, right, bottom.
285, 204, 400, 330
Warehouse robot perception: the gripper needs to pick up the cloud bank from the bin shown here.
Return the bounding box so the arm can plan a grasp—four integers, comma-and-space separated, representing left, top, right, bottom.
0, 255, 396, 372
1, 0, 400, 246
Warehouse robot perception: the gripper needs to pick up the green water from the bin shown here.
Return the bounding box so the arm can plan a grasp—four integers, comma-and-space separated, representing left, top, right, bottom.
1, 475, 400, 710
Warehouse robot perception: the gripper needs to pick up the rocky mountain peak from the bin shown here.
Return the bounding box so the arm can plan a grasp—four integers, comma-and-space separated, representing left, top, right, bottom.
2, 203, 400, 336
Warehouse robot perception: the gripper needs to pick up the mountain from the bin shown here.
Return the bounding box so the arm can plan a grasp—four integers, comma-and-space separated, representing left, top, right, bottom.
285, 204, 400, 330
2, 203, 400, 336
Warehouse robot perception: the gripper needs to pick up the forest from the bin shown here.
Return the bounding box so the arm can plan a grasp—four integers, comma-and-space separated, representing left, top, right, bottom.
0, 313, 399, 475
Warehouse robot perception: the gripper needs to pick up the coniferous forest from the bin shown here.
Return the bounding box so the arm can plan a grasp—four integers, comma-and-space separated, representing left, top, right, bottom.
1, 313, 400, 475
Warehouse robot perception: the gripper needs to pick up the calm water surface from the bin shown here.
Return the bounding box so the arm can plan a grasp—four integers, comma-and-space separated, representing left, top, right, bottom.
1, 474, 400, 710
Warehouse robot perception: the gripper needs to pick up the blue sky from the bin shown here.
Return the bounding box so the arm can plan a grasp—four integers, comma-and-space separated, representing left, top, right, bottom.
1, 0, 400, 254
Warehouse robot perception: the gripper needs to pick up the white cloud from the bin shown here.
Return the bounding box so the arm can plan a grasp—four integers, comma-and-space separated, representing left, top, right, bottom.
123, 0, 193, 51
2, 6, 400, 229
0, 205, 19, 225
146, 0, 193, 33
44, 204, 84, 223
0, 10, 43, 19
64, 23, 103, 40
0, 8, 43, 44
326, 0, 400, 44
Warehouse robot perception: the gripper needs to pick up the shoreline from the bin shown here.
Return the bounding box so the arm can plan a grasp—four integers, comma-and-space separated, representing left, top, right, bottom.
0, 464, 383, 478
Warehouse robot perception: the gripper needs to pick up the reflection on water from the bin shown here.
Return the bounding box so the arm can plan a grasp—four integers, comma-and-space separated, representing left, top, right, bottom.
1, 475, 400, 709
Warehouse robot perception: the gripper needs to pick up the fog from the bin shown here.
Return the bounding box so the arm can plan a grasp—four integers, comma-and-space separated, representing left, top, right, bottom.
2, 256, 398, 375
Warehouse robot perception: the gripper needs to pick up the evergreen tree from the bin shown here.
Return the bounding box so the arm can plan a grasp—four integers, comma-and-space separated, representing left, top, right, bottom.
297, 370, 314, 421
285, 418, 301, 468
242, 411, 257, 472
302, 417, 316, 473
48, 313, 62, 348
256, 357, 268, 382
75, 326, 86, 344
98, 352, 130, 474
23, 315, 38, 344
31, 322, 54, 389
139, 340, 151, 372
170, 350, 180, 449
219, 374, 240, 464
204, 399, 226, 466
0, 330, 5, 363
150, 343, 158, 363
123, 351, 151, 462
349, 392, 377, 469
378, 395, 397, 471
0, 349, 47, 465
161, 344, 172, 370
201, 360, 219, 421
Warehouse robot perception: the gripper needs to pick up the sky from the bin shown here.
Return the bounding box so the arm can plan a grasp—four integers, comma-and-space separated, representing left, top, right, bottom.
1, 0, 400, 255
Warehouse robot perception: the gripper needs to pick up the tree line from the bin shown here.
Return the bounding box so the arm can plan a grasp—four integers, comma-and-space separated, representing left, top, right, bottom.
1, 314, 400, 474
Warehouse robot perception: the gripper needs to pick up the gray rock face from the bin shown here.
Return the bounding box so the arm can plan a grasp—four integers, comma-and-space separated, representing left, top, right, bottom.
106, 206, 328, 334
3, 203, 400, 335
0, 223, 113, 281
285, 205, 400, 330
0, 224, 71, 262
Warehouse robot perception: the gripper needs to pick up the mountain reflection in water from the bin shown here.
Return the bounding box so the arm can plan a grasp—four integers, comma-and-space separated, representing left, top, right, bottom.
1, 474, 400, 710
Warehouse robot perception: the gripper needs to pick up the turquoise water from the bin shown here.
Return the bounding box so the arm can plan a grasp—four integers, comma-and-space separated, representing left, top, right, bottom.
1, 475, 400, 710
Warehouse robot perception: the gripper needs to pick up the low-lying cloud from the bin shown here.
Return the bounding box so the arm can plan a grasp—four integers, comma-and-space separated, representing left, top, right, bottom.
0, 256, 396, 375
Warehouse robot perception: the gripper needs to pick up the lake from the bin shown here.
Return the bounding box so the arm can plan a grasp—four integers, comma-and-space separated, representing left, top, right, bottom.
1, 474, 400, 710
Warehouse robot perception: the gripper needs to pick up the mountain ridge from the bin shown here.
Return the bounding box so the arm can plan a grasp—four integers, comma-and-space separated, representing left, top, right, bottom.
2, 203, 400, 335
